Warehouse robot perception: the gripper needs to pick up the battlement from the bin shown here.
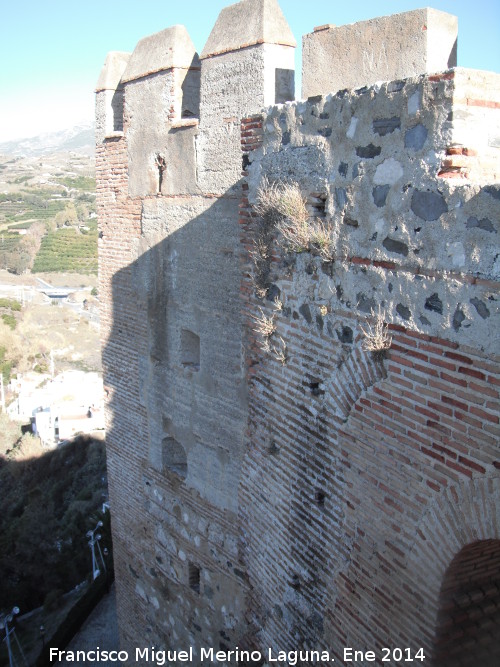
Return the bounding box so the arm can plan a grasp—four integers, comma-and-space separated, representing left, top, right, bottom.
302, 8, 458, 97
96, 2, 499, 664
97, 3, 460, 132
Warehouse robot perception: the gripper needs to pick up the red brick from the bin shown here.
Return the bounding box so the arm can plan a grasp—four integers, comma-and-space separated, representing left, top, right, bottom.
458, 366, 487, 381
469, 406, 499, 424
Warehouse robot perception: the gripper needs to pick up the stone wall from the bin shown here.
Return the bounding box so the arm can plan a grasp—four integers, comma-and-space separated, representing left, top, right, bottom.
96, 1, 500, 664
240, 67, 500, 663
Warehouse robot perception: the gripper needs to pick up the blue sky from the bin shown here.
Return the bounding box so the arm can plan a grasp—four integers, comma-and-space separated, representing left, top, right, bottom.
1, 0, 499, 142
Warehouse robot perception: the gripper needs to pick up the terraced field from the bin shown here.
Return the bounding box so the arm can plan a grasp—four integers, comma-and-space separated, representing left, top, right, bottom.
33, 221, 98, 274
0, 151, 96, 274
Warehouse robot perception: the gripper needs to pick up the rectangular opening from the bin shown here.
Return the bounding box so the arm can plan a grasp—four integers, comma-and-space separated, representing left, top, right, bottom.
188, 563, 200, 593
181, 329, 200, 370
162, 436, 187, 480
275, 68, 295, 104
314, 489, 326, 507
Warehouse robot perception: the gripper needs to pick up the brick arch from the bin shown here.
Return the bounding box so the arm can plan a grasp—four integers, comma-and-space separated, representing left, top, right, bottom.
324, 344, 387, 419
433, 539, 500, 666
404, 476, 500, 657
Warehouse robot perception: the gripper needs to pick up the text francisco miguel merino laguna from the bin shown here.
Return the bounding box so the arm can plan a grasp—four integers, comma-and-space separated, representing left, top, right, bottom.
50, 646, 344, 664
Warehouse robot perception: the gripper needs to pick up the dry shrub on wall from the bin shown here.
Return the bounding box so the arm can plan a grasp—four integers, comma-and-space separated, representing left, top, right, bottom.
249, 307, 288, 364
255, 179, 336, 260
360, 307, 392, 359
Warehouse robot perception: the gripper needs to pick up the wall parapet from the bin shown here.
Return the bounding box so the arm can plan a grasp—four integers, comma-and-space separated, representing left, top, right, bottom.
302, 8, 457, 99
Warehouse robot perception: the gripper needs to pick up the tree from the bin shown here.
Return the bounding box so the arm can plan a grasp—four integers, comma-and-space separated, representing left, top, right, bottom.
54, 203, 78, 228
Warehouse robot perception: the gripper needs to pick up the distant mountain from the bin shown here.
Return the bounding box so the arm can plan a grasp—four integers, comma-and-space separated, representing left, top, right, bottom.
0, 124, 95, 158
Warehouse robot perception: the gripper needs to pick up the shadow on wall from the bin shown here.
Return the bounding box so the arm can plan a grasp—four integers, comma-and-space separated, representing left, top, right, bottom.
433, 539, 500, 667
101, 190, 251, 648
103, 193, 246, 502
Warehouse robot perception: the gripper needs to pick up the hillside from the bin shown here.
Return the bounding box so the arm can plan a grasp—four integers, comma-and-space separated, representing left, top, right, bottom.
0, 127, 97, 275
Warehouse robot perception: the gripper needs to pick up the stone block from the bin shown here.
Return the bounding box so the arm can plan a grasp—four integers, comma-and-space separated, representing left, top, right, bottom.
302, 8, 457, 97
122, 25, 199, 83
95, 51, 131, 92
200, 0, 295, 59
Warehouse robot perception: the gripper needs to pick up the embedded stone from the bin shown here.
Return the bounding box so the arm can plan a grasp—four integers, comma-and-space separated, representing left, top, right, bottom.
307, 95, 323, 105
373, 117, 401, 136
453, 307, 466, 331
405, 124, 428, 151
484, 186, 500, 201
466, 216, 496, 232
374, 158, 403, 184
356, 293, 376, 313
266, 284, 281, 302
425, 293, 443, 314
352, 163, 363, 178
344, 217, 359, 227
373, 185, 390, 207
336, 326, 353, 343
356, 144, 381, 158
387, 80, 405, 93
470, 298, 490, 319
408, 91, 420, 115
299, 303, 312, 323
338, 162, 348, 177
346, 117, 358, 139
383, 237, 408, 256
336, 188, 348, 210
411, 190, 448, 221
396, 304, 411, 320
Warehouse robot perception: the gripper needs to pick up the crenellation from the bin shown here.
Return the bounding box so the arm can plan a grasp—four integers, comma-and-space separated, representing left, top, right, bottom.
96, 1, 500, 664
95, 51, 131, 142
302, 8, 458, 99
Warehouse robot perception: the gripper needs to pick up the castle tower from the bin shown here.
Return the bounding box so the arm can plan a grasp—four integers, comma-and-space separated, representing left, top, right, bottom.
96, 1, 297, 661
97, 3, 499, 665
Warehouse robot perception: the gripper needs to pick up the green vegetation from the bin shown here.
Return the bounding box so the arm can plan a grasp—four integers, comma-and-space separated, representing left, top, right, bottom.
1, 313, 17, 330
0, 434, 109, 612
0, 191, 67, 227
0, 298, 21, 335
0, 153, 97, 276
33, 221, 98, 274
0, 298, 22, 310
0, 345, 13, 383
56, 175, 96, 191
14, 174, 33, 184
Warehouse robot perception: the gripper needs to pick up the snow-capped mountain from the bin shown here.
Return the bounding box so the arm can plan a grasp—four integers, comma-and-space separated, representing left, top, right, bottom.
0, 124, 95, 157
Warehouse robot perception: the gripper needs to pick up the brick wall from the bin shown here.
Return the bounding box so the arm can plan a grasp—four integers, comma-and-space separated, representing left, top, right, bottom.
96, 120, 146, 653
240, 70, 500, 663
